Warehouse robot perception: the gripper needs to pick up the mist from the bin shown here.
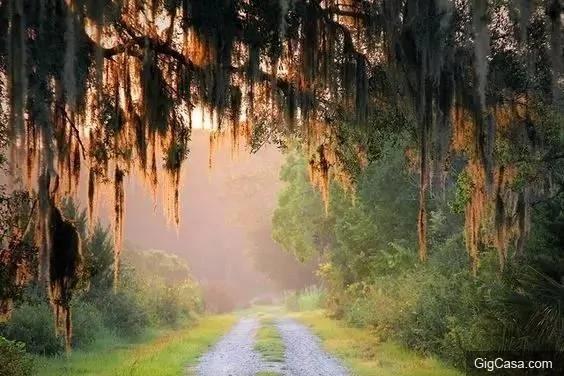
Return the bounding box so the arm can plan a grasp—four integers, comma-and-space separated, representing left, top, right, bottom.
113, 130, 312, 307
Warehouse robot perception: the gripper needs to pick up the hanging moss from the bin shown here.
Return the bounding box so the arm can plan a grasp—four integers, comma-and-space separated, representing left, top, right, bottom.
1, 1, 562, 346
47, 198, 82, 353
113, 166, 124, 288
87, 167, 96, 223
7, 0, 26, 144
63, 0, 77, 108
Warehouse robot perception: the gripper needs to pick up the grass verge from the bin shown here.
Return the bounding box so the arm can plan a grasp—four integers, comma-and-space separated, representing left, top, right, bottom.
291, 310, 462, 376
254, 316, 285, 363
35, 315, 236, 376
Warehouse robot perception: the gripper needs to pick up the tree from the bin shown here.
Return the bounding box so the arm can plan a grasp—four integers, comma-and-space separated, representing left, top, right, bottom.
272, 151, 334, 262
0, 0, 562, 348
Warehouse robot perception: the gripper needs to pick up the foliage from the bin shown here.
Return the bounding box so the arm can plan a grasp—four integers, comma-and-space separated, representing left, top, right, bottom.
95, 290, 148, 338
35, 315, 237, 376
70, 302, 105, 349
0, 188, 37, 318
0, 303, 64, 355
342, 272, 421, 339
284, 286, 325, 312
274, 141, 564, 371
494, 193, 564, 352
0, 299, 108, 355
292, 311, 462, 376
450, 170, 473, 215
81, 223, 114, 295
125, 249, 192, 284
142, 280, 201, 327
398, 253, 503, 367
272, 151, 332, 262
0, 199, 203, 356
1, 0, 562, 359
124, 248, 203, 326
0, 337, 34, 376
246, 227, 318, 291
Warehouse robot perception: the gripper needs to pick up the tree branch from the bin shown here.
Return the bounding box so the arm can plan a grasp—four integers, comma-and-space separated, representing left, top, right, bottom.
55, 104, 87, 160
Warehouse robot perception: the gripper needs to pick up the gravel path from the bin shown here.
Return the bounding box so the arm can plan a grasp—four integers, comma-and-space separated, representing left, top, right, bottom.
196, 317, 266, 376
277, 318, 349, 376
194, 316, 348, 376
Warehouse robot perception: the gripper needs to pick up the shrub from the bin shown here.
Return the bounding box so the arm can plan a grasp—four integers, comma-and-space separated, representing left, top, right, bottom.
342, 283, 384, 329
152, 286, 182, 327
139, 278, 201, 327
71, 301, 105, 349
96, 291, 148, 338
0, 337, 34, 376
341, 272, 421, 340
177, 280, 203, 316
398, 253, 503, 367
0, 303, 63, 355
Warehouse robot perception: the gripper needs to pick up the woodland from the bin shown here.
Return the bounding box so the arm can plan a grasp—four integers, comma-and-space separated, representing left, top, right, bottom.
0, 0, 563, 374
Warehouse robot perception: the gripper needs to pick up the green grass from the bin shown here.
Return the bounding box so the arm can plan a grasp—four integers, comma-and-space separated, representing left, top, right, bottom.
291, 310, 463, 376
284, 286, 325, 312
254, 317, 285, 363
255, 372, 281, 376
236, 304, 285, 318
35, 315, 237, 376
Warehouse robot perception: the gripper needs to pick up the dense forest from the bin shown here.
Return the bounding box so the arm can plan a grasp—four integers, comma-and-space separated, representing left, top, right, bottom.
0, 0, 563, 373
273, 139, 563, 368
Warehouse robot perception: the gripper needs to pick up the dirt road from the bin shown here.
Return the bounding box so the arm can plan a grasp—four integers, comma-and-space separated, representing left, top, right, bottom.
195, 316, 349, 376
276, 318, 349, 376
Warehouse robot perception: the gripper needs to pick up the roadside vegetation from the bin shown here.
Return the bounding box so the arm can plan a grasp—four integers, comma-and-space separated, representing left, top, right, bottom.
0, 337, 34, 376
34, 314, 236, 376
291, 310, 461, 376
283, 286, 325, 312
274, 140, 564, 372
0, 200, 204, 374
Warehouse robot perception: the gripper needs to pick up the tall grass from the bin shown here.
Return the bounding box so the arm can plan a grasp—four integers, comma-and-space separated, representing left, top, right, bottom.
291, 310, 462, 376
284, 286, 325, 312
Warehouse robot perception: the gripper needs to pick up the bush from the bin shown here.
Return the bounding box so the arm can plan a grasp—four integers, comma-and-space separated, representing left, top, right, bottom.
0, 337, 34, 376
398, 253, 503, 367
138, 278, 201, 327
0, 303, 63, 355
96, 291, 148, 338
152, 286, 182, 327
0, 300, 105, 354
340, 271, 421, 341
71, 301, 105, 349
343, 283, 398, 331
